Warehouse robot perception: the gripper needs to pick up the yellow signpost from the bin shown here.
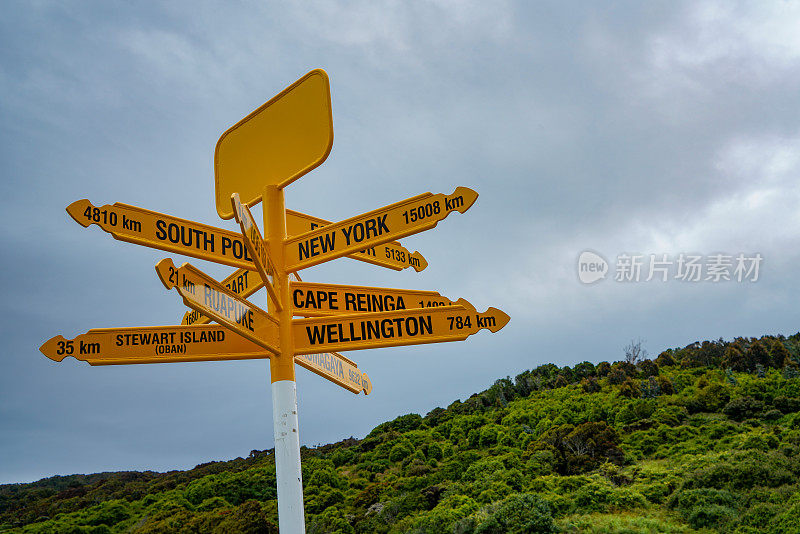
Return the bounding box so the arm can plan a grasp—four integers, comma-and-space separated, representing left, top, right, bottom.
42, 69, 509, 534
284, 187, 478, 271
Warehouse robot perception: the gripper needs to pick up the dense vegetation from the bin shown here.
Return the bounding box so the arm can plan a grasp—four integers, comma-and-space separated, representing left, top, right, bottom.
3, 333, 800, 533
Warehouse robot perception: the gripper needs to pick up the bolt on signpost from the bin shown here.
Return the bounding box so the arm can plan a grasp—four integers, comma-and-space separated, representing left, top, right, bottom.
40, 69, 509, 533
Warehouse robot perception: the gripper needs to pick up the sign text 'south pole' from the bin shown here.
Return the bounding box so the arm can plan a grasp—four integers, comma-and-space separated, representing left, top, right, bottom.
264, 185, 305, 532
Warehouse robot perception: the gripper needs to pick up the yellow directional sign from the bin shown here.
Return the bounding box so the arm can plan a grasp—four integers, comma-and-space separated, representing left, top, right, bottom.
156, 259, 279, 354
286, 209, 427, 272
215, 69, 334, 219
231, 193, 281, 311
67, 200, 255, 271
290, 281, 454, 317
41, 326, 371, 394
181, 268, 262, 325
40, 325, 265, 365
285, 187, 477, 271
296, 352, 371, 395
183, 271, 305, 326
292, 298, 509, 354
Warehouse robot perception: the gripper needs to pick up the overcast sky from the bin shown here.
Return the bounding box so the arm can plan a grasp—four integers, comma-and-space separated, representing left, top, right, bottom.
3, 1, 800, 484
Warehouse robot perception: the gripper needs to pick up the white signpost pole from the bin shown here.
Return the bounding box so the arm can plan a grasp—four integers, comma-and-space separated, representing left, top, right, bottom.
264, 184, 306, 533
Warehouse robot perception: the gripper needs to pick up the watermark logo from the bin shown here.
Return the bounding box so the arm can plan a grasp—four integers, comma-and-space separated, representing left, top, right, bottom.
577, 251, 609, 284
577, 252, 762, 284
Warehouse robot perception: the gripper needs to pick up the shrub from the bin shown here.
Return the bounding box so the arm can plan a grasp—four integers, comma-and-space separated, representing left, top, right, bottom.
741, 502, 781, 529
655, 351, 676, 367
574, 481, 615, 512
669, 487, 738, 512
723, 346, 748, 371
388, 441, 414, 463
184, 470, 277, 506
768, 491, 800, 534
608, 368, 627, 385
83, 500, 131, 527
581, 377, 601, 393
724, 396, 764, 421
618, 379, 639, 398
773, 396, 800, 414
305, 487, 345, 514
407, 494, 480, 533
638, 359, 659, 377
352, 483, 383, 509
536, 422, 623, 475
639, 482, 672, 504
687, 504, 736, 530
653, 405, 688, 426
689, 383, 730, 413
611, 488, 648, 510
306, 462, 347, 491
450, 425, 467, 445
473, 493, 555, 533
308, 506, 353, 534
330, 448, 355, 467
574, 361, 596, 379
479, 425, 501, 448
656, 375, 675, 394
196, 496, 230, 512
368, 413, 422, 437
682, 451, 795, 490
425, 442, 443, 460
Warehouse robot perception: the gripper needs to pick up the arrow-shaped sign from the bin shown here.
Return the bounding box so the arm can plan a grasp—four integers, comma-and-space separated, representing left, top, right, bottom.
231, 192, 281, 311
292, 298, 509, 354
181, 267, 262, 325
290, 281, 455, 317
40, 325, 371, 395
39, 325, 265, 365
285, 209, 427, 272
67, 200, 256, 270
156, 259, 279, 355
296, 352, 371, 394
285, 187, 477, 271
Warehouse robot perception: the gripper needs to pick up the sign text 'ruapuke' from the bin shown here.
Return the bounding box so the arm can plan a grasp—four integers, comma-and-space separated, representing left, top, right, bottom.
155, 258, 279, 354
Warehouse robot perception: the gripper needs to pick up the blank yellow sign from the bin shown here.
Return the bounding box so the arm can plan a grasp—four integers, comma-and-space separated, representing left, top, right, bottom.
214, 69, 334, 219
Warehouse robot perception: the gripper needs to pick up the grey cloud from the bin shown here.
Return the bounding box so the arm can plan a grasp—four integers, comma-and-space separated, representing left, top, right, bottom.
3, 0, 800, 483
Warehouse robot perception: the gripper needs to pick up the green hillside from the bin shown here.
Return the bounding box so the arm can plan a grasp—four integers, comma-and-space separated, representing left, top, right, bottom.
3, 334, 800, 533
